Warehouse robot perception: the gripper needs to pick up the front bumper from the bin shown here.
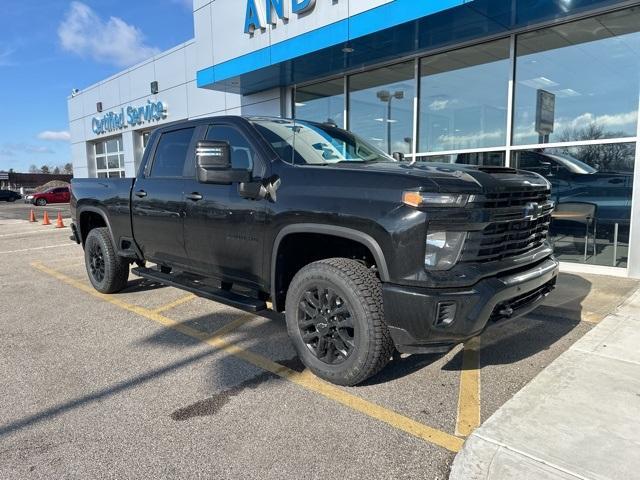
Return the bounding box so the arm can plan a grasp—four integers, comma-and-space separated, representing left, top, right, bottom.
383, 257, 559, 354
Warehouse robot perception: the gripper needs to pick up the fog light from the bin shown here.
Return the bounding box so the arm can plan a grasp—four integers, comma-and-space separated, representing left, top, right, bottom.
435, 301, 457, 327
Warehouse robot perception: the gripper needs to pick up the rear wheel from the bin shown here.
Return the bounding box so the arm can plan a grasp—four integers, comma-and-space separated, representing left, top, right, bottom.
36, 198, 47, 206
84, 227, 129, 293
285, 258, 394, 386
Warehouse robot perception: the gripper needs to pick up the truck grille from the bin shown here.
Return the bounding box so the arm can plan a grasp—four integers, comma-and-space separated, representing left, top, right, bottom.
480, 188, 551, 209
461, 188, 553, 263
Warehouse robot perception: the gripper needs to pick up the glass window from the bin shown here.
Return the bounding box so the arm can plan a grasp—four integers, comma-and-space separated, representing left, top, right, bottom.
151, 128, 195, 178
349, 62, 415, 155
107, 155, 120, 169
106, 139, 120, 154
419, 39, 510, 152
252, 118, 393, 166
206, 125, 254, 171
414, 151, 505, 166
94, 135, 124, 178
514, 8, 640, 145
295, 78, 345, 127
513, 143, 635, 268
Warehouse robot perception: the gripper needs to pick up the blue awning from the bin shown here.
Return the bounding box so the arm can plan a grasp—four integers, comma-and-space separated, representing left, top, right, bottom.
198, 0, 626, 95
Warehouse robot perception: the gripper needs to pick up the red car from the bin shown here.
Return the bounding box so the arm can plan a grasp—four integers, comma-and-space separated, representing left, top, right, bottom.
29, 187, 71, 206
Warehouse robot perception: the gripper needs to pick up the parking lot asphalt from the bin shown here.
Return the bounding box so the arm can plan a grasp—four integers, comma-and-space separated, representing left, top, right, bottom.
0, 201, 71, 221
1, 217, 638, 479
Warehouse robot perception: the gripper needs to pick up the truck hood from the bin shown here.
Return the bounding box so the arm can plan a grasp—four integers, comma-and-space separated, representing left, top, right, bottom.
329, 161, 550, 194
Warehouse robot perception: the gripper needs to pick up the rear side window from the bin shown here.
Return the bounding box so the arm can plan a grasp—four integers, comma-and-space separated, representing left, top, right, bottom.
151, 128, 195, 177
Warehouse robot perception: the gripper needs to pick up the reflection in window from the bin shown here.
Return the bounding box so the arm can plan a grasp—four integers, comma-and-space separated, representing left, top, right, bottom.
419, 39, 510, 152
513, 143, 635, 268
514, 8, 640, 145
295, 79, 345, 127
414, 151, 505, 166
349, 62, 415, 155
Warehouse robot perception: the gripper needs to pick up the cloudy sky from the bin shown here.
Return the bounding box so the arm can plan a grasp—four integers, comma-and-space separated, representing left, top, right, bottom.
0, 0, 193, 172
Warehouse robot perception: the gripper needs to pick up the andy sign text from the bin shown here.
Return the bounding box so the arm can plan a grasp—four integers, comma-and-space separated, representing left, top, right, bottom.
245, 0, 318, 34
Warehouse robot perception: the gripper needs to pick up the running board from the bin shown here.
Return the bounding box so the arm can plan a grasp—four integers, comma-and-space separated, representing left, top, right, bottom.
131, 267, 267, 313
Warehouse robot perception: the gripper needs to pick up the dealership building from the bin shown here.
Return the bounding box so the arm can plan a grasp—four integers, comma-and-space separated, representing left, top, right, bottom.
68, 0, 640, 278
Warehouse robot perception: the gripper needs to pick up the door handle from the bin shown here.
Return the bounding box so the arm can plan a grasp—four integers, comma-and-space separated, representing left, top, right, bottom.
135, 190, 147, 198
186, 193, 203, 202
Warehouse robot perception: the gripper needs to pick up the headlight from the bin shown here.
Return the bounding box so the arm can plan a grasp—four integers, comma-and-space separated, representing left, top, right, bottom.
425, 231, 467, 270
403, 191, 469, 208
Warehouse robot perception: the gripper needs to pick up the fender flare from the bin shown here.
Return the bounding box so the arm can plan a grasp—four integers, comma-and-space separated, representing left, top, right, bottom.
76, 206, 117, 248
270, 223, 390, 309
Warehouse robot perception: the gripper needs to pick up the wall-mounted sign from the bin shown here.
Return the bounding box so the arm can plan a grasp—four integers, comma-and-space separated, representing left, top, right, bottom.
535, 89, 555, 136
92, 100, 167, 135
245, 0, 317, 34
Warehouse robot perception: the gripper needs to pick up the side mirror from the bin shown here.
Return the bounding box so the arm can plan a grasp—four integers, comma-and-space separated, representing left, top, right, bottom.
196, 140, 251, 184
392, 152, 405, 162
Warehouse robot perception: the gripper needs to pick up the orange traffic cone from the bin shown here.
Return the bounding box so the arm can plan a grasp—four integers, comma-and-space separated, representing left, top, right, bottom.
55, 212, 65, 229
42, 211, 51, 226
29, 209, 36, 223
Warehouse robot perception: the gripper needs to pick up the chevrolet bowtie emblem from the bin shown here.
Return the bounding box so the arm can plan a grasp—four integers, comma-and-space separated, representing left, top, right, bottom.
524, 202, 541, 220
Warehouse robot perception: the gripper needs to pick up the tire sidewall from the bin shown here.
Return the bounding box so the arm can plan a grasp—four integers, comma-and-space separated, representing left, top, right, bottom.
36, 198, 46, 206
285, 265, 376, 384
84, 231, 109, 292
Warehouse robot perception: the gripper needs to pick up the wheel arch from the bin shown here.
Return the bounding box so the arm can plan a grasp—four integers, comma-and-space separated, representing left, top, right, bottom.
270, 224, 390, 312
77, 206, 116, 248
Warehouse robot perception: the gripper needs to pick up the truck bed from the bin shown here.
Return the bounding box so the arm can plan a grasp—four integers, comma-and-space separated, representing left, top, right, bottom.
71, 177, 135, 244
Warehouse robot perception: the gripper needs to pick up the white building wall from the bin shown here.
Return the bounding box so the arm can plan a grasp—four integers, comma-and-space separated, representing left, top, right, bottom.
68, 39, 266, 179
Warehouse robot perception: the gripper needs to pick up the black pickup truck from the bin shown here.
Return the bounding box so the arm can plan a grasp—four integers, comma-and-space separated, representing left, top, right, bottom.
71, 116, 558, 386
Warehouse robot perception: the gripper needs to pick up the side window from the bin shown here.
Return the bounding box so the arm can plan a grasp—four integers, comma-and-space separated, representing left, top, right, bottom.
150, 127, 195, 177
206, 125, 254, 171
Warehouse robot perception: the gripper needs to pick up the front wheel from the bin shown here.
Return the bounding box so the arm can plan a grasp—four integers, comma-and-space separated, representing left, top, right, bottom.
36, 198, 47, 206
84, 227, 130, 293
285, 258, 394, 386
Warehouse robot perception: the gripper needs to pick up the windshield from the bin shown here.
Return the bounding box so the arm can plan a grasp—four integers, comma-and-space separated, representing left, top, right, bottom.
252, 118, 394, 165
548, 153, 598, 174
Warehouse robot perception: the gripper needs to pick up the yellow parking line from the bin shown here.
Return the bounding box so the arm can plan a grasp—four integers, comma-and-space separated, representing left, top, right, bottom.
153, 294, 197, 313
455, 336, 481, 437
32, 261, 464, 453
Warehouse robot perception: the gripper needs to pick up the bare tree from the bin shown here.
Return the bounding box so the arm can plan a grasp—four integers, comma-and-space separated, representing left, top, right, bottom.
63, 163, 73, 175
29, 164, 38, 173
40, 165, 50, 174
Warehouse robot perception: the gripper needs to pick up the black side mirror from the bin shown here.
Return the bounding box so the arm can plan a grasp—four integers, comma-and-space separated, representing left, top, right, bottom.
392, 152, 405, 162
196, 140, 251, 184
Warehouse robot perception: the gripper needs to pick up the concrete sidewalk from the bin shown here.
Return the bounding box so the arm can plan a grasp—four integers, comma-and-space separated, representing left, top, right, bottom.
450, 287, 640, 480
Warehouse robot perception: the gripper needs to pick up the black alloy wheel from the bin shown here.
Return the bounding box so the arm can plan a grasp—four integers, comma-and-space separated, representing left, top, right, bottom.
83, 227, 129, 294
298, 285, 355, 365
88, 241, 106, 283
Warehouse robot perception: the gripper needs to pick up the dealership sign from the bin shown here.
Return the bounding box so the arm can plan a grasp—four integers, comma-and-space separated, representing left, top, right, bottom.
92, 100, 167, 135
244, 0, 317, 34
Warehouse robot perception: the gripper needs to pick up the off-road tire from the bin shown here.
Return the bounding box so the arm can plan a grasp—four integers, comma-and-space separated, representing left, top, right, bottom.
84, 227, 129, 294
285, 258, 394, 386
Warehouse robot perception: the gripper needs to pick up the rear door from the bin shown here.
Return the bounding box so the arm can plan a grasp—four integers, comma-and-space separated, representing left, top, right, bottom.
182, 123, 268, 286
131, 126, 197, 267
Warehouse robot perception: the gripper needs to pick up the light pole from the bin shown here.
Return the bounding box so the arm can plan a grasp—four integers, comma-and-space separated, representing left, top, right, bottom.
377, 89, 404, 154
